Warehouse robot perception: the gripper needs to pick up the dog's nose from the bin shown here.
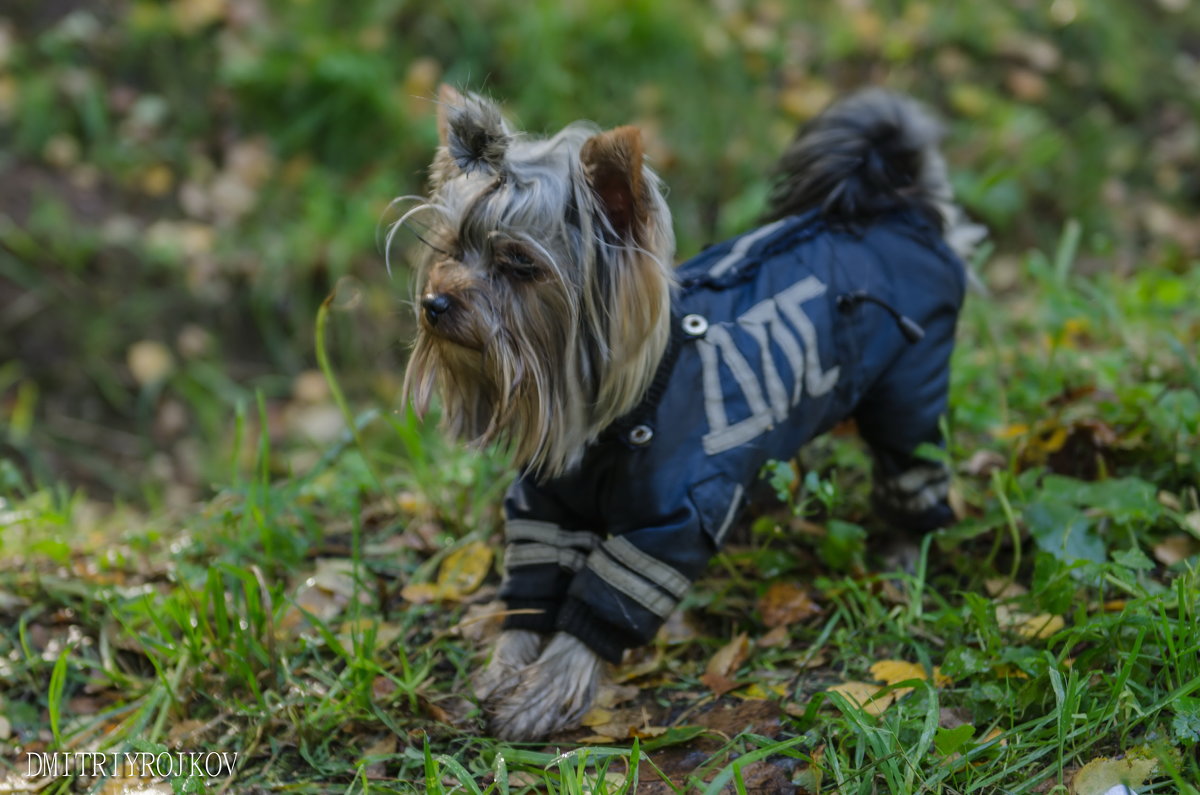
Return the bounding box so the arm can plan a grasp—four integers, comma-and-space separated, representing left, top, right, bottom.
421, 293, 452, 324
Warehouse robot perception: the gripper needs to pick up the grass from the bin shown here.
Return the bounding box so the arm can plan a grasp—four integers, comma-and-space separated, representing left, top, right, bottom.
3, 230, 1198, 792
2, 0, 1200, 792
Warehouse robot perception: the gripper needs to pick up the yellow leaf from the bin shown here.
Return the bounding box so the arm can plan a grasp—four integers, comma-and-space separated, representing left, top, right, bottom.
1015, 612, 1065, 640
581, 707, 614, 727
706, 632, 750, 679
1071, 755, 1157, 795
827, 681, 897, 716
732, 682, 788, 701
400, 582, 441, 604
993, 423, 1029, 440
996, 605, 1066, 640
870, 660, 926, 685
435, 541, 493, 599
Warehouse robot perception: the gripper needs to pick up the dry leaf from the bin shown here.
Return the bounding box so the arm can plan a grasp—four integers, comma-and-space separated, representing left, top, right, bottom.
870, 660, 925, 685
984, 578, 1028, 599
1153, 534, 1199, 565
436, 541, 493, 599
699, 672, 738, 697
594, 682, 639, 709
827, 681, 897, 716
401, 542, 494, 603
399, 582, 441, 604
757, 583, 821, 628
706, 632, 750, 678
1071, 755, 1157, 795
732, 682, 788, 700
582, 707, 615, 727
757, 625, 791, 648
996, 605, 1065, 639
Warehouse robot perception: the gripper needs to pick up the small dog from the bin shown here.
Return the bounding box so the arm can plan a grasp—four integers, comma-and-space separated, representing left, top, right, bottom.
401, 85, 982, 740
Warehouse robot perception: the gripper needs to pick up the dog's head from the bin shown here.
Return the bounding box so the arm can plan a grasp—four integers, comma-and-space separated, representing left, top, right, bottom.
400, 86, 675, 476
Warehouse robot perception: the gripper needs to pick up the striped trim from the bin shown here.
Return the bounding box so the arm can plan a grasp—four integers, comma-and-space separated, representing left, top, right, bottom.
707, 218, 789, 278
604, 537, 690, 598
587, 550, 677, 617
712, 484, 746, 546
505, 519, 600, 551
504, 543, 586, 571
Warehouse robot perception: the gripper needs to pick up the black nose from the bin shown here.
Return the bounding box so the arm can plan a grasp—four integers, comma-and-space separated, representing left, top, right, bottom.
421, 293, 452, 324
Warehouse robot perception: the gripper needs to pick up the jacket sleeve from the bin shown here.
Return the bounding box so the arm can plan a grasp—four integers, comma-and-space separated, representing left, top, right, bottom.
556, 484, 737, 663
497, 475, 602, 636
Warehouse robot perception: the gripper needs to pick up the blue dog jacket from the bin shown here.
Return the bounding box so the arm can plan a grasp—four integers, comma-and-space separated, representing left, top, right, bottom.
499, 208, 966, 662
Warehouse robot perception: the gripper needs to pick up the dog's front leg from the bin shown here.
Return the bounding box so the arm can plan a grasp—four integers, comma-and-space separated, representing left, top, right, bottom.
486, 632, 604, 741
474, 629, 545, 703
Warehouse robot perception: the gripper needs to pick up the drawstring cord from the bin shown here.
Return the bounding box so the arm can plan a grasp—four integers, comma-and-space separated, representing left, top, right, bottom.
836, 290, 926, 343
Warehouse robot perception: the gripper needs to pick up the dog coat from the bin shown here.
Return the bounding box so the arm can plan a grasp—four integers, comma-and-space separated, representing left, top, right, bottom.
499, 207, 966, 662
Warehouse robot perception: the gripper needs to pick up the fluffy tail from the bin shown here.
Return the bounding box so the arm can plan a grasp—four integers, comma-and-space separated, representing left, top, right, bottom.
763, 88, 985, 260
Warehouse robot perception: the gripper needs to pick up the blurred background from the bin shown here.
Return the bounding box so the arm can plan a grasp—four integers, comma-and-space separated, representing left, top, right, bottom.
1, 0, 1198, 509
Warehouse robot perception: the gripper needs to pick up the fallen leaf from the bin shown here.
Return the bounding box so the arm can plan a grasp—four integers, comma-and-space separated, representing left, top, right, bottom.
984, 578, 1028, 599
757, 625, 790, 648
401, 542, 495, 603
699, 672, 738, 697
732, 682, 788, 700
827, 681, 897, 716
1071, 755, 1157, 795
338, 619, 403, 649
581, 707, 615, 727
594, 682, 639, 709
706, 632, 750, 678
1153, 534, 1199, 565
870, 659, 926, 686
996, 605, 1065, 639
757, 583, 821, 628
435, 541, 494, 599
399, 582, 441, 604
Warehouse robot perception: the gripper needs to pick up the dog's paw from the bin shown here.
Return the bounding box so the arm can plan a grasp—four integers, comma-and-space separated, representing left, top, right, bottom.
475, 629, 545, 703
486, 632, 603, 741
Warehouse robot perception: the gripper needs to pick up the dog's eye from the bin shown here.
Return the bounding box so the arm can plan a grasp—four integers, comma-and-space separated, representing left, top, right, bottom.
497, 249, 540, 281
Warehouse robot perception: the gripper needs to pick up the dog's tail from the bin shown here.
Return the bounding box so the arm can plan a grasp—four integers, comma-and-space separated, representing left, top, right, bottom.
763, 88, 985, 261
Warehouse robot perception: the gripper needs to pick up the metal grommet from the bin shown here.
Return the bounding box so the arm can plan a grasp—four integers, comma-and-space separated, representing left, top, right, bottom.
682, 314, 708, 336
628, 425, 654, 446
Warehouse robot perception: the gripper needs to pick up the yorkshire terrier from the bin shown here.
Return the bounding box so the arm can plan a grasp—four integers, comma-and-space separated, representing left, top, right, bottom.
401, 85, 983, 740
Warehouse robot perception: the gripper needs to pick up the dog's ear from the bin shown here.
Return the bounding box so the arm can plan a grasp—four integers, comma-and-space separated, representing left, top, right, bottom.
581, 126, 648, 245
435, 84, 510, 177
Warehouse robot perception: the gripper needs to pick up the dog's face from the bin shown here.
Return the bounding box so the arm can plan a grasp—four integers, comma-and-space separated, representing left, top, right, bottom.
401, 86, 676, 476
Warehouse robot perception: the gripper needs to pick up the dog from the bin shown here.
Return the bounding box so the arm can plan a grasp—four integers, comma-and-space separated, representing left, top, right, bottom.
400, 85, 983, 740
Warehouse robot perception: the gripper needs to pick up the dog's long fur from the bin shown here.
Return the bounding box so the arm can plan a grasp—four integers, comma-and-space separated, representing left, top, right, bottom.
401, 88, 676, 477
403, 86, 975, 740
